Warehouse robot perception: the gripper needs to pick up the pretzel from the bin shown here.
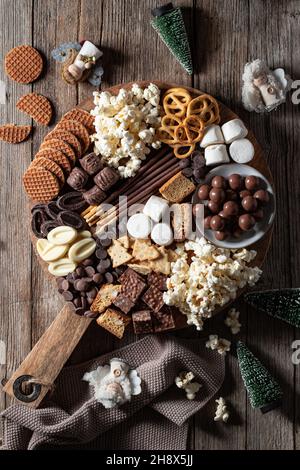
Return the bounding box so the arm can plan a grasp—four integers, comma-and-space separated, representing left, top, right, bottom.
173, 143, 196, 159
174, 115, 205, 144
187, 94, 220, 126
163, 88, 192, 118
158, 115, 182, 145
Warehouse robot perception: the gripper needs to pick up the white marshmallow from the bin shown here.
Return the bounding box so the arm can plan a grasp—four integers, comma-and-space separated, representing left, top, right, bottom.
229, 138, 254, 163
200, 124, 224, 148
151, 223, 174, 246
143, 195, 169, 223
221, 119, 248, 144
127, 213, 152, 239
205, 144, 230, 166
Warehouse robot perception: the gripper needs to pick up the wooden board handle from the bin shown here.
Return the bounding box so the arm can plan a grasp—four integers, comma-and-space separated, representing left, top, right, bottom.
2, 305, 92, 408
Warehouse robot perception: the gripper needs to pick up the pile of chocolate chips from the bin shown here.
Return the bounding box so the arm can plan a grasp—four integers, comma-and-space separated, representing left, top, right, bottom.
56, 235, 125, 317
178, 150, 208, 184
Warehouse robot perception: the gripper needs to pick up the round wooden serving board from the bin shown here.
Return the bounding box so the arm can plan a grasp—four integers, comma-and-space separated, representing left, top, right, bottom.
3, 81, 274, 407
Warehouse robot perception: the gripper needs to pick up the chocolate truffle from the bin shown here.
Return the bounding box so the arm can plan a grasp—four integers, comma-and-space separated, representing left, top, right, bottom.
94, 167, 120, 191
80, 152, 103, 175
83, 185, 106, 205
238, 214, 256, 231
67, 167, 88, 191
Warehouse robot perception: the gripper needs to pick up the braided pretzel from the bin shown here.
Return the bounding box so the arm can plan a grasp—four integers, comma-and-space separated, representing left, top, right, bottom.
174, 115, 205, 144
158, 115, 183, 145
187, 94, 220, 126
173, 143, 196, 159
163, 88, 192, 118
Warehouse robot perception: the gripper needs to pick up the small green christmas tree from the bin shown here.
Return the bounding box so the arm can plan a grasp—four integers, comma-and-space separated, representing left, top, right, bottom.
151, 3, 193, 75
244, 288, 300, 328
237, 341, 283, 413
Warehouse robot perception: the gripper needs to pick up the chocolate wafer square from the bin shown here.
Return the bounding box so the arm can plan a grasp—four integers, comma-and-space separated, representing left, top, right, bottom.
147, 272, 168, 291
152, 307, 175, 332
113, 293, 135, 314
142, 285, 165, 313
132, 310, 153, 334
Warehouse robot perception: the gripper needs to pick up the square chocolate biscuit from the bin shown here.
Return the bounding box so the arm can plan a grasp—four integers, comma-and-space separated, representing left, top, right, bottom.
132, 310, 153, 334
119, 267, 144, 285
147, 272, 168, 291
120, 268, 146, 302
113, 293, 135, 314
152, 308, 175, 332
142, 285, 164, 313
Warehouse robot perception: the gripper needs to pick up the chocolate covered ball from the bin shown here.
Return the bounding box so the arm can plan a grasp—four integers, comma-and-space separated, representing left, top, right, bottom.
215, 230, 228, 241
210, 215, 225, 231
229, 174, 243, 191
245, 175, 259, 191
211, 175, 227, 189
219, 210, 229, 219
238, 214, 256, 231
241, 195, 258, 212
253, 208, 264, 221
209, 188, 226, 204
240, 189, 252, 199
204, 216, 212, 229
198, 184, 210, 200
226, 189, 238, 201
223, 200, 239, 217
253, 189, 270, 205
208, 200, 220, 214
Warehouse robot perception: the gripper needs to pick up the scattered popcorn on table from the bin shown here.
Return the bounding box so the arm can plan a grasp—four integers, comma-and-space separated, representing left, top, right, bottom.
225, 308, 241, 335
163, 237, 262, 330
206, 335, 231, 356
214, 397, 230, 423
91, 83, 162, 178
175, 371, 202, 400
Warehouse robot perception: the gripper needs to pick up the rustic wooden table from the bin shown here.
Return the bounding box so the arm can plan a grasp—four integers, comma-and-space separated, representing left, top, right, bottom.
0, 0, 299, 450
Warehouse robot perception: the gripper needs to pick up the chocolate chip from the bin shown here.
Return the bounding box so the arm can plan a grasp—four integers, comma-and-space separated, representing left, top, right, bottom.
84, 310, 98, 318
81, 258, 94, 267
76, 266, 86, 277
57, 192, 87, 212
192, 152, 206, 168
104, 272, 114, 283
182, 167, 194, 178
178, 158, 190, 169
86, 287, 98, 299
85, 266, 96, 277
93, 273, 103, 284
74, 307, 85, 316
62, 290, 73, 301
97, 236, 112, 247
95, 248, 108, 259
80, 152, 103, 175
74, 278, 92, 292
73, 297, 82, 308
57, 211, 85, 230
81, 297, 88, 310
56, 277, 65, 289
100, 258, 111, 270
58, 288, 64, 294
61, 279, 70, 291
66, 272, 75, 283
97, 263, 107, 274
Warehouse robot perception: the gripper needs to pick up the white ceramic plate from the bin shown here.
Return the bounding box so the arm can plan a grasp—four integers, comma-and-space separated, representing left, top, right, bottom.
192, 163, 276, 248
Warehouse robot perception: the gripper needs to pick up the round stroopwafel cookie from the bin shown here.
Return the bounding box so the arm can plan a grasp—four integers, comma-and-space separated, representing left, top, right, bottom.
61, 108, 95, 135
5, 45, 43, 84
16, 92, 52, 126
23, 166, 60, 203
30, 156, 65, 185
55, 119, 90, 153
0, 124, 32, 143
35, 148, 71, 175
40, 138, 76, 166
44, 129, 82, 158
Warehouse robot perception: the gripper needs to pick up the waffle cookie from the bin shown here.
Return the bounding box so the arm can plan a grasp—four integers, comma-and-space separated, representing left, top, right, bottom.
30, 156, 65, 185
17, 92, 52, 126
55, 119, 90, 153
5, 45, 43, 84
61, 108, 95, 135
35, 148, 71, 174
0, 124, 32, 143
40, 138, 76, 166
44, 129, 82, 158
23, 166, 60, 203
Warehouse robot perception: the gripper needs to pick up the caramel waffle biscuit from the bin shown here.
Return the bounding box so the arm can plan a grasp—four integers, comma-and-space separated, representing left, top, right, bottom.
0, 124, 32, 143
23, 166, 60, 203
17, 92, 52, 126
55, 119, 90, 153
40, 138, 76, 166
35, 148, 71, 175
44, 129, 82, 158
5, 45, 43, 84
61, 108, 95, 135
30, 156, 65, 185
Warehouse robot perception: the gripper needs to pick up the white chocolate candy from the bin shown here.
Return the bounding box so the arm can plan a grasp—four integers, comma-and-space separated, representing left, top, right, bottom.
205, 144, 230, 166
47, 226, 78, 246
229, 138, 254, 163
151, 223, 174, 246
74, 230, 92, 242
143, 195, 169, 223
48, 258, 77, 277
36, 238, 69, 262
127, 213, 152, 239
221, 119, 248, 144
200, 124, 224, 148
68, 238, 96, 263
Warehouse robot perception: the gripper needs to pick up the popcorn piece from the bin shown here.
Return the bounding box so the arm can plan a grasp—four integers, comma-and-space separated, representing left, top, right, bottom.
214, 397, 230, 423
225, 308, 241, 335
175, 371, 202, 400
206, 335, 231, 356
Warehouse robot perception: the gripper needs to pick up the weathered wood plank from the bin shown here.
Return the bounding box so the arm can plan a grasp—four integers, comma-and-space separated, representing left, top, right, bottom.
0, 0, 33, 441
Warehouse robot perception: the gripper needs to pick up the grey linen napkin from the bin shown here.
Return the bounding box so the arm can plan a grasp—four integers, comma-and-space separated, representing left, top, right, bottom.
2, 335, 225, 450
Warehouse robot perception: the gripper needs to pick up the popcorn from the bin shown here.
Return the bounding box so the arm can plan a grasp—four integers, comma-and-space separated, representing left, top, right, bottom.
205, 335, 231, 356
175, 371, 202, 400
163, 237, 262, 329
91, 83, 162, 178
225, 308, 241, 335
214, 397, 230, 423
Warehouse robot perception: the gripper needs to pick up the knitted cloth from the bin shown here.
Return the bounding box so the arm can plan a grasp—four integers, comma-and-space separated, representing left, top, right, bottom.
2, 335, 225, 450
